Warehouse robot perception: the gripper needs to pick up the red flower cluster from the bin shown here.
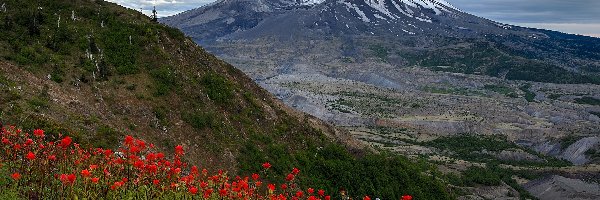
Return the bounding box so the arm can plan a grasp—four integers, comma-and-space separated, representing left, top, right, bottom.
0, 126, 349, 199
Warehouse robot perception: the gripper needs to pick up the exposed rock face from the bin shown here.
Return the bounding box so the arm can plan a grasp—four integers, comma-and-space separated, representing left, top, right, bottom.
524, 175, 600, 200
560, 137, 600, 165
496, 149, 543, 162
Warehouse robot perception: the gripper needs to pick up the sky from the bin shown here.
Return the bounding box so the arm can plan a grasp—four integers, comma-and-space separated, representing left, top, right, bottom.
106, 0, 600, 37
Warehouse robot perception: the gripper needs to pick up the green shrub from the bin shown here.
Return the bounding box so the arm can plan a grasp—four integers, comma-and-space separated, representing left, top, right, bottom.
149, 66, 178, 96
183, 112, 216, 130
90, 125, 122, 149
462, 166, 501, 186
202, 73, 234, 104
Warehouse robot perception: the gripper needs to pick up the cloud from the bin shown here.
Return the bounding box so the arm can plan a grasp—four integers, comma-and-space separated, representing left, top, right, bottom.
447, 0, 600, 37
106, 0, 215, 17
448, 0, 600, 23
514, 23, 600, 38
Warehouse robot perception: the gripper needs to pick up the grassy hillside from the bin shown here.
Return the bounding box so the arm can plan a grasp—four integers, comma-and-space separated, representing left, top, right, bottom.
0, 0, 450, 199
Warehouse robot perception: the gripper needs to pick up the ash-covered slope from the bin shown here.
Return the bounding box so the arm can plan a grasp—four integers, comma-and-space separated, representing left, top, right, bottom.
162, 0, 600, 84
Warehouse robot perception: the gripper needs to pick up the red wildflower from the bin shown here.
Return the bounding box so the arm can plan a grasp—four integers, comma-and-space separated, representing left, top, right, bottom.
146, 153, 156, 161
89, 164, 98, 171
175, 145, 184, 155
281, 184, 288, 190
59, 174, 76, 185
401, 195, 413, 200
111, 181, 124, 190
189, 186, 198, 195
11, 172, 21, 180
204, 189, 214, 198
68, 174, 76, 184
48, 155, 57, 161
124, 135, 134, 146
26, 151, 35, 160
60, 136, 72, 148
135, 139, 146, 149
308, 196, 317, 200
252, 173, 260, 180
363, 196, 371, 200
191, 165, 199, 175
308, 188, 314, 194
147, 164, 158, 173
292, 167, 300, 175
268, 184, 276, 191
296, 191, 304, 198
173, 167, 181, 175
200, 181, 208, 188
318, 189, 325, 196
33, 129, 44, 137
286, 173, 295, 181
91, 177, 100, 183
134, 160, 144, 169
219, 188, 228, 197
325, 196, 331, 200
262, 162, 272, 169
81, 169, 91, 177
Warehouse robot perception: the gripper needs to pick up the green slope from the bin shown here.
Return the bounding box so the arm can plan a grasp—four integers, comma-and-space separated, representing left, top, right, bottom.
0, 0, 451, 199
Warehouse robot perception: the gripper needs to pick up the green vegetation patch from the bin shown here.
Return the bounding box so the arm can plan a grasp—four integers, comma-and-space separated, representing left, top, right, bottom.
239, 136, 451, 200
484, 84, 518, 97
574, 97, 600, 106
369, 44, 389, 61
422, 86, 484, 96
201, 73, 235, 104
519, 84, 536, 102
149, 66, 178, 96
426, 135, 570, 167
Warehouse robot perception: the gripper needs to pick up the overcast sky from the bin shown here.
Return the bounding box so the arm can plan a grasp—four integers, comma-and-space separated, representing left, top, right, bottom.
106, 0, 600, 37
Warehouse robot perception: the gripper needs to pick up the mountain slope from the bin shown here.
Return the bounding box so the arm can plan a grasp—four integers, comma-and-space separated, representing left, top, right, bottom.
162, 1, 600, 198
162, 0, 600, 84
0, 0, 452, 199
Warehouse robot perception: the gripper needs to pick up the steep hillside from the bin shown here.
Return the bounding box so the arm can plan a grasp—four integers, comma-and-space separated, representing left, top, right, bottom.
0, 0, 452, 199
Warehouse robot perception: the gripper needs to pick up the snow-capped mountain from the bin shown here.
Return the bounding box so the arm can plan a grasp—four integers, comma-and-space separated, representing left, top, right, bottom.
161, 0, 600, 84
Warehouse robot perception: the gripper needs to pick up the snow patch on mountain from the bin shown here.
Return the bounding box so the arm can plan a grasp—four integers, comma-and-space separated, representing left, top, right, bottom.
342, 1, 371, 23
300, 0, 326, 6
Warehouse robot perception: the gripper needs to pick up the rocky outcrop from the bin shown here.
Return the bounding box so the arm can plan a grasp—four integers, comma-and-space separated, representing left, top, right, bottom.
524, 175, 600, 200
560, 137, 600, 165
